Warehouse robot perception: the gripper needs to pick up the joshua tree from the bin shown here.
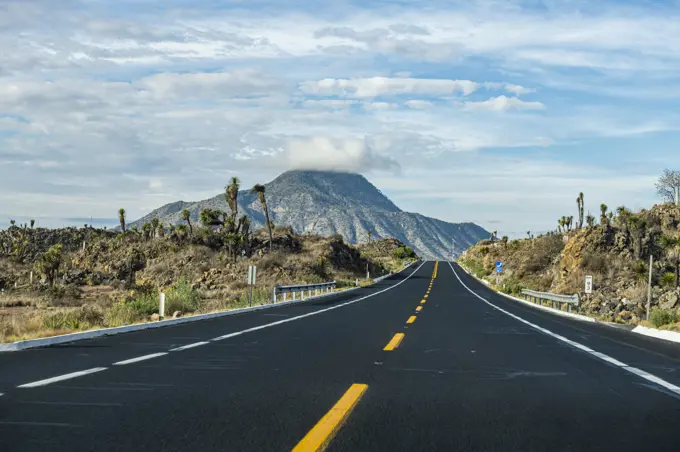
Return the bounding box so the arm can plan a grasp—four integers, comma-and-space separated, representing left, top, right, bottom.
226, 177, 240, 226
600, 204, 609, 226
225, 232, 237, 260
526, 230, 531, 238
566, 215, 574, 231
9, 220, 15, 227
181, 209, 193, 236
35, 244, 63, 286
118, 208, 127, 235
628, 215, 647, 259
176, 224, 188, 244
200, 208, 227, 229
368, 231, 373, 243
576, 192, 584, 229
586, 213, 595, 228
655, 169, 680, 205
168, 224, 175, 234
157, 222, 166, 238
252, 184, 273, 251
501, 235, 509, 246
30, 219, 35, 229
142, 222, 152, 241
616, 206, 632, 230
239, 215, 251, 255
150, 218, 160, 238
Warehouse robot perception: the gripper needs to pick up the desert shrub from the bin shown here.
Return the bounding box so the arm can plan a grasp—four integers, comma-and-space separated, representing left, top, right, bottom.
330, 233, 344, 243
649, 308, 679, 328
461, 258, 488, 279
259, 251, 286, 271
524, 236, 564, 273
105, 302, 147, 327
42, 306, 105, 330
393, 245, 416, 260
500, 276, 524, 296
165, 278, 201, 313
479, 246, 490, 256
660, 272, 676, 288
580, 253, 608, 273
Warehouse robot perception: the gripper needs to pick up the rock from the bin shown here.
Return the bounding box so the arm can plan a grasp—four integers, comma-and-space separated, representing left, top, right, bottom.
150, 313, 160, 321
658, 290, 680, 310
172, 311, 182, 318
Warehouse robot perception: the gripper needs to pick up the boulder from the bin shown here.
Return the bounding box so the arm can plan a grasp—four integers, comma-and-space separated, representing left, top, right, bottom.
150, 313, 160, 321
658, 289, 680, 310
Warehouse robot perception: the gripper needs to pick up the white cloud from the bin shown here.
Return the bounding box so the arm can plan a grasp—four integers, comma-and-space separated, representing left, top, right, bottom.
283, 137, 400, 173
463, 95, 546, 112
363, 102, 397, 111
405, 100, 434, 109
299, 77, 479, 98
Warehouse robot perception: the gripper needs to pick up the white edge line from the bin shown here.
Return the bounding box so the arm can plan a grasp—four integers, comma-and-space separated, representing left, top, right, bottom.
17, 367, 108, 388
0, 262, 418, 353
210, 261, 427, 342
448, 262, 680, 398
113, 352, 168, 366
169, 341, 210, 352
631, 325, 680, 344
456, 262, 596, 323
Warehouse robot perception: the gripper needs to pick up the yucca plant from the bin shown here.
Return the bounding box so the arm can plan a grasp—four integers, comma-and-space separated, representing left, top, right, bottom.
252, 184, 273, 251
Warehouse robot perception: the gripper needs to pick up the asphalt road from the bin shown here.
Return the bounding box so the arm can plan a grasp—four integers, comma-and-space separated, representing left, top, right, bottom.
2, 260, 680, 451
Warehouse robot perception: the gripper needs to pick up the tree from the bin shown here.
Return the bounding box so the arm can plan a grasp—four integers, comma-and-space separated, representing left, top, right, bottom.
226, 177, 240, 226
9, 220, 15, 227
576, 192, 584, 229
252, 184, 273, 251
239, 215, 251, 255
586, 213, 595, 227
526, 231, 531, 238
157, 222, 166, 238
176, 224, 188, 244
30, 219, 35, 229
655, 169, 680, 205
600, 204, 609, 226
616, 206, 632, 230
501, 235, 509, 246
150, 218, 160, 238
628, 215, 647, 259
566, 215, 574, 231
200, 208, 227, 229
225, 232, 238, 260
35, 244, 63, 286
181, 209, 193, 236
367, 231, 373, 243
118, 208, 127, 235
142, 222, 152, 241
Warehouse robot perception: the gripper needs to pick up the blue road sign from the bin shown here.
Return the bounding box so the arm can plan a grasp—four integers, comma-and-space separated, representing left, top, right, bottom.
496, 261, 503, 273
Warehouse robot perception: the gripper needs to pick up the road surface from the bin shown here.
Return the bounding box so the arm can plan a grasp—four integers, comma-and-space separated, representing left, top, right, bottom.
2, 261, 680, 451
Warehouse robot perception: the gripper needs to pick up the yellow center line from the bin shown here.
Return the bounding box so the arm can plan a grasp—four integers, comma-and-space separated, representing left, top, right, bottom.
406, 316, 417, 324
292, 384, 369, 452
424, 294, 428, 299
383, 333, 405, 351
421, 299, 426, 304
415, 306, 422, 312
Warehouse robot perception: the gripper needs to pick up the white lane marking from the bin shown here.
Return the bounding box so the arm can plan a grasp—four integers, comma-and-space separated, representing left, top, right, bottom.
211, 261, 427, 342
113, 352, 168, 366
169, 341, 210, 352
448, 262, 680, 398
17, 367, 108, 388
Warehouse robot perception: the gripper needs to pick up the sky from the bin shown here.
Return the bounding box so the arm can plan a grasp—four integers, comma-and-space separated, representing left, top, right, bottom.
1, 0, 679, 236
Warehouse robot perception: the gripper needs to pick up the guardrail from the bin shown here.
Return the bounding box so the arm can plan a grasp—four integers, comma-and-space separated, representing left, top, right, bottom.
272, 281, 337, 303
521, 289, 580, 312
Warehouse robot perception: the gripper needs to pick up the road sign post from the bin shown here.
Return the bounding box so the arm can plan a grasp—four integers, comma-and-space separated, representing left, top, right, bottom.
247, 265, 257, 307
495, 261, 503, 285
585, 275, 593, 294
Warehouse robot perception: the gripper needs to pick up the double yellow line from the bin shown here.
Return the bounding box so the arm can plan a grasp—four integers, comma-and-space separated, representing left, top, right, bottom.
292, 261, 439, 451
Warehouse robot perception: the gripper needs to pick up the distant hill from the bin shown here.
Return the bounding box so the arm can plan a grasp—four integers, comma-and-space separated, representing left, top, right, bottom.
129, 170, 489, 259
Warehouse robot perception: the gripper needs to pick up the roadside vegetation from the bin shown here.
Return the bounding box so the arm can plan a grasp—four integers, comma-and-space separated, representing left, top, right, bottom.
459, 169, 680, 330
0, 177, 417, 343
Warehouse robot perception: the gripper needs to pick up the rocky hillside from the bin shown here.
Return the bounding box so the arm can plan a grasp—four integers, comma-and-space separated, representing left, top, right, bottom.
459, 203, 680, 327
0, 224, 416, 342
129, 170, 488, 260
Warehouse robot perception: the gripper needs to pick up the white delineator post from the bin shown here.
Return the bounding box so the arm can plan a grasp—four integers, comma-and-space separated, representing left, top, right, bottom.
159, 292, 165, 320
247, 266, 257, 306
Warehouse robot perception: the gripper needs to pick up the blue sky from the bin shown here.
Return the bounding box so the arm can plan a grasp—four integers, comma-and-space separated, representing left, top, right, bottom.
1, 0, 680, 236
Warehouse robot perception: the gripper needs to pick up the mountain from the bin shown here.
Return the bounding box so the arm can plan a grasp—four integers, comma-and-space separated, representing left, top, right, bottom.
129, 170, 489, 259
